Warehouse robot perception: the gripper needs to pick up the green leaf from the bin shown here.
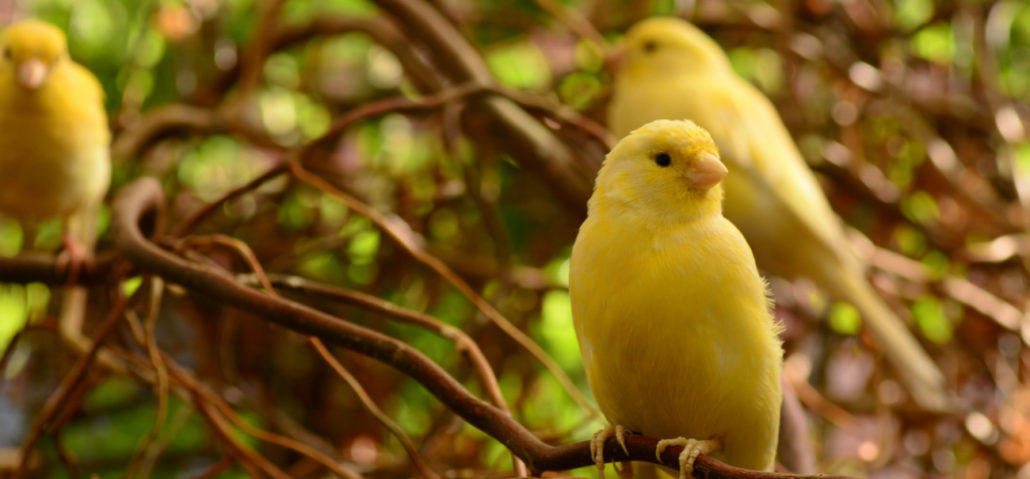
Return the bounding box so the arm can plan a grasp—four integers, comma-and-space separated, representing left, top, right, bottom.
912, 296, 953, 344
486, 42, 550, 90
900, 191, 940, 224
536, 290, 581, 371
893, 0, 934, 31
911, 23, 955, 64
0, 217, 23, 257
121, 276, 143, 296
347, 229, 380, 264
828, 302, 862, 335
0, 285, 29, 354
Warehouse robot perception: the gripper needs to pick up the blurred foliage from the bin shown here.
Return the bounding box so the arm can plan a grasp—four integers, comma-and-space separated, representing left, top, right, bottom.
0, 0, 1029, 478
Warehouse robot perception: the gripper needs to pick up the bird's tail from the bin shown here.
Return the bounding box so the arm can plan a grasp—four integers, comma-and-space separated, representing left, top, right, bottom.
817, 260, 952, 412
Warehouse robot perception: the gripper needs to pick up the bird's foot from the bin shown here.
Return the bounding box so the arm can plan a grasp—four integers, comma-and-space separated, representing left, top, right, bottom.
655, 436, 721, 479
57, 235, 88, 286
590, 424, 629, 478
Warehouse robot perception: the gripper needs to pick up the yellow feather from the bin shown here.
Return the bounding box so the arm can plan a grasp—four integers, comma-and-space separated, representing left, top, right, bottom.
571, 120, 782, 471
0, 19, 109, 226
0, 19, 110, 340
608, 17, 950, 412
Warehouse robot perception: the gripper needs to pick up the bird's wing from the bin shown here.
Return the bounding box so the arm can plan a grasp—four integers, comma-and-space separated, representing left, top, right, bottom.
694, 75, 852, 262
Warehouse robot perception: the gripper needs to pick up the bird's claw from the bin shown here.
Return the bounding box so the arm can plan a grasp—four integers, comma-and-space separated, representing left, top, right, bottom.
655, 436, 721, 479
590, 425, 628, 478
58, 235, 88, 286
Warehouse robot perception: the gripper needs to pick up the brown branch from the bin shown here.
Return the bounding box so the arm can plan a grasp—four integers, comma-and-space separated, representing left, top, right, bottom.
52, 428, 79, 479
187, 233, 419, 478
855, 237, 1027, 338
191, 228, 488, 476
169, 355, 366, 479
289, 159, 599, 418
188, 456, 233, 479
532, 0, 607, 47
378, 0, 598, 212
14, 292, 132, 478
271, 15, 442, 92
111, 104, 218, 159
234, 0, 290, 103
194, 397, 292, 479
174, 161, 289, 236
197, 11, 443, 112
244, 273, 510, 417
310, 341, 440, 479
110, 177, 848, 479
0, 252, 118, 285
124, 278, 171, 478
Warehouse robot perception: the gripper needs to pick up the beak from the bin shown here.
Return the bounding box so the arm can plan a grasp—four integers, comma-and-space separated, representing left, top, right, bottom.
690, 152, 728, 190
17, 58, 49, 90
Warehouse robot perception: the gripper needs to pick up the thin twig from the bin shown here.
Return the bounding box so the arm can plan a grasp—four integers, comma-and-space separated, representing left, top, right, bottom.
188, 456, 234, 479
111, 175, 850, 479
191, 233, 428, 478
53, 428, 79, 479
855, 236, 1026, 338
125, 277, 171, 478
174, 161, 289, 236
193, 397, 293, 479
170, 358, 366, 479
290, 160, 599, 418
532, 0, 607, 46
242, 273, 509, 417
311, 340, 442, 479
15, 292, 132, 478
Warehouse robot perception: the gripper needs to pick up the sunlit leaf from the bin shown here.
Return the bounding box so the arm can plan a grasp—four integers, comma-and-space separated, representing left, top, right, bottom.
486, 42, 550, 90
0, 217, 23, 257
911, 23, 955, 64
893, 225, 927, 257
348, 229, 380, 264
828, 302, 861, 335
536, 290, 581, 371
0, 285, 28, 353
900, 191, 940, 224
912, 296, 953, 344
894, 0, 934, 31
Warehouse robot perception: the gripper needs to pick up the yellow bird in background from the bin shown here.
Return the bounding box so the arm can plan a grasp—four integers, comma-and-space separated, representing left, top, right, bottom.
570, 120, 782, 477
608, 17, 949, 411
0, 20, 110, 333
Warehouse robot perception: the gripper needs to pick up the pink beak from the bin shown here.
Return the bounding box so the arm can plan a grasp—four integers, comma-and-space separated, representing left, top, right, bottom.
690, 152, 728, 190
17, 58, 49, 89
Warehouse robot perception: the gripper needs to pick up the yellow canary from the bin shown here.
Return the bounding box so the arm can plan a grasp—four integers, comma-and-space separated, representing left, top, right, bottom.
0, 20, 110, 333
608, 17, 949, 412
570, 120, 782, 477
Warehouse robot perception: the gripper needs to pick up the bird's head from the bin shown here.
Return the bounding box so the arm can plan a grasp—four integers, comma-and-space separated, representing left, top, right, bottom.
1, 20, 69, 91
591, 119, 727, 222
617, 17, 730, 79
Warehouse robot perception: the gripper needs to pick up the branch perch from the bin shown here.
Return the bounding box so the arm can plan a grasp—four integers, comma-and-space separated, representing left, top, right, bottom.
109, 177, 848, 479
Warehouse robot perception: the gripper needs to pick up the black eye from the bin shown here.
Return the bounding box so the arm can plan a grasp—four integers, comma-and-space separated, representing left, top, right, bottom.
643, 40, 657, 53
654, 152, 671, 167
2, 47, 10, 59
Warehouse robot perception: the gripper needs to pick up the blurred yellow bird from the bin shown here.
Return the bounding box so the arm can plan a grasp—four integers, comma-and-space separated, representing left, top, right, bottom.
608, 17, 949, 412
570, 120, 782, 477
0, 20, 110, 332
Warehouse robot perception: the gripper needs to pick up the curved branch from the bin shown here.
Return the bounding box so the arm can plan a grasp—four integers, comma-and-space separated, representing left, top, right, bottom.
110, 178, 849, 479
378, 0, 599, 212
243, 273, 509, 418
0, 252, 118, 285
